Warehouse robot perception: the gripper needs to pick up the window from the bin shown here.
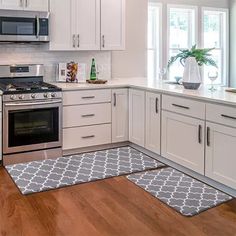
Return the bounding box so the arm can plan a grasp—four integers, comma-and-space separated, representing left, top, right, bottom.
148, 3, 162, 80
147, 2, 229, 86
203, 8, 228, 85
167, 5, 197, 81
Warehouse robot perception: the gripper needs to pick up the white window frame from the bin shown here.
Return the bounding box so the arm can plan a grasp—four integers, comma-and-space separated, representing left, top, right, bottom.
147, 2, 162, 80
201, 7, 229, 86
167, 4, 198, 80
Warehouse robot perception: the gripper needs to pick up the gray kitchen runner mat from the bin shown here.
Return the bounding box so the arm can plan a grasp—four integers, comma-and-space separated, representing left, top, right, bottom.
127, 167, 233, 217
5, 146, 165, 195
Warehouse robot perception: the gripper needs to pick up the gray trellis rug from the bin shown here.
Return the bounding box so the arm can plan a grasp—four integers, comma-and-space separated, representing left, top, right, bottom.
127, 167, 233, 217
5, 146, 165, 195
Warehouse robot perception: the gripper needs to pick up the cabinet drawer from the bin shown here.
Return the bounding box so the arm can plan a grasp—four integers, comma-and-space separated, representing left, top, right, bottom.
63, 103, 111, 128
162, 95, 205, 119
206, 103, 236, 128
63, 124, 111, 150
63, 89, 111, 106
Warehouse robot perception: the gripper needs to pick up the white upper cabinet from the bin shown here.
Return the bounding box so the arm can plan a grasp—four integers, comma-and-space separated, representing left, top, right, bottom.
129, 89, 145, 147
0, 0, 48, 11
145, 92, 161, 155
0, 0, 23, 10
50, 0, 100, 51
101, 0, 125, 50
50, 0, 74, 50
112, 89, 129, 143
24, 0, 48, 11
76, 0, 100, 50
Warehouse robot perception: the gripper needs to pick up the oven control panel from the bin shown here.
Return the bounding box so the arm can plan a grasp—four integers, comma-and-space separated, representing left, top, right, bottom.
3, 92, 62, 102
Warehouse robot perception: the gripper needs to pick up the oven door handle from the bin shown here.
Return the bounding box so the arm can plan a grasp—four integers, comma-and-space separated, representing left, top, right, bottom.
36, 15, 40, 39
4, 100, 62, 107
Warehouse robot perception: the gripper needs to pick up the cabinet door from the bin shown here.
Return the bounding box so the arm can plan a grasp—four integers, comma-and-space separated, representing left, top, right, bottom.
145, 92, 161, 155
162, 111, 205, 174
206, 122, 236, 189
112, 89, 129, 143
25, 0, 48, 11
129, 89, 145, 147
76, 0, 100, 50
101, 0, 125, 50
0, 0, 23, 10
49, 0, 76, 51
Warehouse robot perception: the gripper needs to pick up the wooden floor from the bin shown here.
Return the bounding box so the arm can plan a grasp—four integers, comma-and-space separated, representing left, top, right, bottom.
1, 167, 236, 236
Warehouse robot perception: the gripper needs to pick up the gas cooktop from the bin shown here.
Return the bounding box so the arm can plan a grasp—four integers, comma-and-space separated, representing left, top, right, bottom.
0, 81, 61, 94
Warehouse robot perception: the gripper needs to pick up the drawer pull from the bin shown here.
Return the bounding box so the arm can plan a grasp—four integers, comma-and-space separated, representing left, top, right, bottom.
207, 127, 210, 147
198, 125, 202, 144
81, 114, 95, 118
172, 104, 190, 110
81, 135, 95, 139
221, 114, 236, 121
156, 98, 159, 114
81, 96, 95, 99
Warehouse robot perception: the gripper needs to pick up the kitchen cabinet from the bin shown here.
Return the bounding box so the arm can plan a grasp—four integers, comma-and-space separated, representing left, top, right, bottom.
112, 89, 129, 143
129, 89, 145, 147
145, 92, 161, 155
0, 0, 48, 11
101, 0, 125, 50
161, 111, 205, 174
50, 0, 100, 51
205, 122, 236, 189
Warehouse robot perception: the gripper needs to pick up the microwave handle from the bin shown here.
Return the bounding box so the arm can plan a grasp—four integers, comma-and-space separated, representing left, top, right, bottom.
36, 16, 40, 38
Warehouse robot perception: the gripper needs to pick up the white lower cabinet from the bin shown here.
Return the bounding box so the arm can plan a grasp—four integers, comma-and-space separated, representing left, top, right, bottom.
129, 89, 145, 147
145, 92, 161, 154
112, 89, 129, 143
63, 124, 111, 150
205, 122, 236, 189
161, 111, 205, 174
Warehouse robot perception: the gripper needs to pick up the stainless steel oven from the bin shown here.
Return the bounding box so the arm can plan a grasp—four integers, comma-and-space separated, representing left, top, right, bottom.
3, 98, 62, 164
0, 10, 49, 42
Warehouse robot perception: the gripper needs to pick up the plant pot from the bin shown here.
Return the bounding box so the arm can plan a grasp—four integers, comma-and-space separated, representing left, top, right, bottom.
182, 57, 202, 90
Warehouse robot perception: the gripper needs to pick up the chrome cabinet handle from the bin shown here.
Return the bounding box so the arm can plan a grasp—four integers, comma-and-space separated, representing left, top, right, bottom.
102, 35, 105, 48
82, 135, 95, 139
25, 0, 28, 7
221, 114, 236, 121
172, 103, 190, 110
77, 34, 80, 48
207, 127, 210, 146
81, 96, 95, 99
73, 35, 76, 48
81, 114, 95, 118
114, 93, 117, 107
155, 98, 159, 114
20, 0, 24, 7
198, 125, 202, 144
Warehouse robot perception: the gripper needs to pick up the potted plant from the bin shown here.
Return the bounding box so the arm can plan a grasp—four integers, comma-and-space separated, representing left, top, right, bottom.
167, 45, 218, 89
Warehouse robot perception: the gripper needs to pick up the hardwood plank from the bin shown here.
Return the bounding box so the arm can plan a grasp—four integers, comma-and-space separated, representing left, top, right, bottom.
1, 167, 236, 236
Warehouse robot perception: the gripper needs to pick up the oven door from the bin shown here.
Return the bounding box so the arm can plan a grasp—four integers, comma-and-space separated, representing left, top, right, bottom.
0, 10, 49, 42
3, 100, 62, 155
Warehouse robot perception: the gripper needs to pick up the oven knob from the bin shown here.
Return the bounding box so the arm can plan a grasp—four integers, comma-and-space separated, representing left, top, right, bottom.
10, 95, 16, 100
51, 93, 56, 98
18, 95, 24, 100
31, 94, 37, 99
44, 93, 48, 98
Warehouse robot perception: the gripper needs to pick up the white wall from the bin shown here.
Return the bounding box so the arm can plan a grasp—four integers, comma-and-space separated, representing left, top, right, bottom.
111, 0, 229, 79
111, 0, 148, 78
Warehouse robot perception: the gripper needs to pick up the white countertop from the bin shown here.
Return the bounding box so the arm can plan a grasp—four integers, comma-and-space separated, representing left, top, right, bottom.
53, 78, 236, 106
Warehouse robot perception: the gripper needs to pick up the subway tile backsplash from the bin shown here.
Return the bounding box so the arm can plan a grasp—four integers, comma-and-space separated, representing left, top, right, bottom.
0, 44, 111, 82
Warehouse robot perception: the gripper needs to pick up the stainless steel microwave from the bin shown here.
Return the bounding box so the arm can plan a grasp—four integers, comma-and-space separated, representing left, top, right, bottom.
0, 10, 49, 42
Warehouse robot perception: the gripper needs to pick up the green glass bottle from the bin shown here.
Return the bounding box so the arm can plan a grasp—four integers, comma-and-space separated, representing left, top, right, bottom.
90, 58, 97, 80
